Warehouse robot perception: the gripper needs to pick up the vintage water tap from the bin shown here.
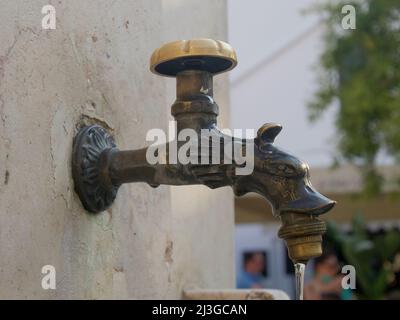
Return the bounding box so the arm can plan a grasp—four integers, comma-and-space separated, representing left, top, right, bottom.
72, 39, 335, 264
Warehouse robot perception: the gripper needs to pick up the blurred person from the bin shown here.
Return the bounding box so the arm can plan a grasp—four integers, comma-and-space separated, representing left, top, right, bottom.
237, 252, 266, 289
304, 250, 352, 300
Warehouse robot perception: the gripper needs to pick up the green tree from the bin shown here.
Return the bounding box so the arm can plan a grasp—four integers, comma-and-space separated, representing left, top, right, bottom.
309, 0, 400, 195
326, 215, 400, 299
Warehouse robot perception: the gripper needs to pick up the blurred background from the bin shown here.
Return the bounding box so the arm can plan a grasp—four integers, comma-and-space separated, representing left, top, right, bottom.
228, 0, 400, 299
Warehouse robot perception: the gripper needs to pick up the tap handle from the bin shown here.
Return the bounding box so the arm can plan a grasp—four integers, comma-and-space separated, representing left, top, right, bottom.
150, 39, 237, 77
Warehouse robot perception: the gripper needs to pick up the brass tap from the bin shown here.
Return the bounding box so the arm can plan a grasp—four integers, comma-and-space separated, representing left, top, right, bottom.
72, 39, 335, 265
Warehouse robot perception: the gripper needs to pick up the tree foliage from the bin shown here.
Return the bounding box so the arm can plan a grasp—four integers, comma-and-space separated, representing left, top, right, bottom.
326, 215, 400, 299
309, 0, 400, 194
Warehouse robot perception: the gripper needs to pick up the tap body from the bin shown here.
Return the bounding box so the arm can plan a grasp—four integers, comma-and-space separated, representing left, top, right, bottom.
106, 71, 333, 215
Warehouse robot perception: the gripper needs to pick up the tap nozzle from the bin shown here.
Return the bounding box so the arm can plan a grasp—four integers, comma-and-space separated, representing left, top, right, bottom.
278, 212, 326, 264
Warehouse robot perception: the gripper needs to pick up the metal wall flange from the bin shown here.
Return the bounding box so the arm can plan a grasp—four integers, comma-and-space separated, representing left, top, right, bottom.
72, 125, 119, 213
71, 38, 336, 264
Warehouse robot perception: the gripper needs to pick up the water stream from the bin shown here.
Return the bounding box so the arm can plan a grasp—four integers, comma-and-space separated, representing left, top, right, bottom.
294, 263, 306, 300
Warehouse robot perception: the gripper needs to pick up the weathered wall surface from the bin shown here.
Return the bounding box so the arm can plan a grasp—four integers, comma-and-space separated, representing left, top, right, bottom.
0, 0, 234, 299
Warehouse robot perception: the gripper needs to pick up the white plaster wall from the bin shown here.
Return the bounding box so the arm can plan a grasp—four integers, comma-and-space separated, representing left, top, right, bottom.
228, 0, 337, 167
162, 0, 235, 293
0, 0, 233, 299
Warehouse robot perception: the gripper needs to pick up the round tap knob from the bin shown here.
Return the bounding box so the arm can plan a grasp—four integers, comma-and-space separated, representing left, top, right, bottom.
150, 38, 237, 77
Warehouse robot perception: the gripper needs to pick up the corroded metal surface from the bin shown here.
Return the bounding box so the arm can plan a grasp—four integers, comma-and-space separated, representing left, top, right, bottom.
71, 125, 119, 213
72, 39, 335, 263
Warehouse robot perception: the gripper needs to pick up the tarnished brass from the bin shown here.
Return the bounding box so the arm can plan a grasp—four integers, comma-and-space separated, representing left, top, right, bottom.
72, 39, 335, 264
278, 212, 327, 263
150, 39, 237, 76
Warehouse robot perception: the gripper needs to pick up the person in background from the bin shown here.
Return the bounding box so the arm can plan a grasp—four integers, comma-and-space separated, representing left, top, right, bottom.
304, 250, 352, 300
237, 252, 266, 289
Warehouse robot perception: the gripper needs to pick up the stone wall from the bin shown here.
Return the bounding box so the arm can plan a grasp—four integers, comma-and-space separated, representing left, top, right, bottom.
0, 0, 233, 299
